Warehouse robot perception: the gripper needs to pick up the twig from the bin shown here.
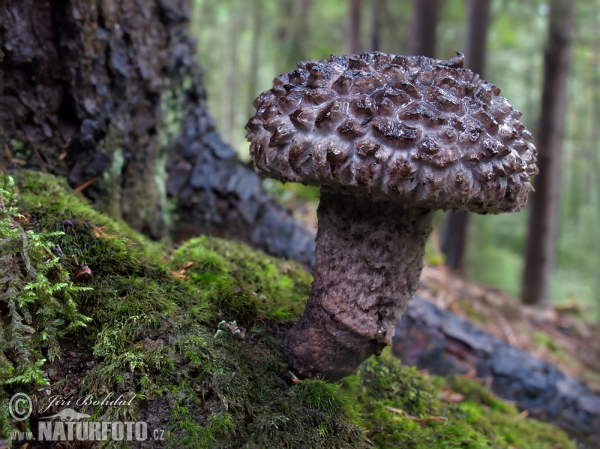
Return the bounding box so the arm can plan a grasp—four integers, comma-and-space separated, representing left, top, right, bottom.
384, 405, 404, 414
73, 177, 97, 194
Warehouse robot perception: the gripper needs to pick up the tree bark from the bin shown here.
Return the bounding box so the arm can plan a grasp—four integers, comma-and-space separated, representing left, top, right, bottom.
408, 0, 440, 57
347, 0, 363, 54
521, 0, 573, 306
440, 0, 492, 272
0, 0, 316, 266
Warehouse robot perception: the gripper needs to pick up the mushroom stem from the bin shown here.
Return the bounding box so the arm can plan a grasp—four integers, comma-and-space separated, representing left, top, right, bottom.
286, 191, 434, 381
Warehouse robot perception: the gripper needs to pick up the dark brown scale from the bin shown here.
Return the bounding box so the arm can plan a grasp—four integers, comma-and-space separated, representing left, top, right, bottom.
376, 97, 396, 116
425, 86, 462, 113
482, 138, 501, 156
288, 138, 313, 172
288, 69, 309, 85
351, 72, 387, 93
303, 88, 335, 105
278, 91, 305, 114
399, 104, 446, 127
399, 81, 421, 99
253, 91, 275, 109
326, 144, 347, 163
269, 120, 296, 146
307, 64, 341, 88
315, 101, 345, 131
382, 87, 412, 105
369, 52, 393, 69
348, 56, 370, 69
473, 107, 499, 131
290, 108, 317, 131
337, 119, 367, 139
372, 120, 420, 144
350, 94, 377, 118
356, 139, 379, 157
332, 73, 354, 95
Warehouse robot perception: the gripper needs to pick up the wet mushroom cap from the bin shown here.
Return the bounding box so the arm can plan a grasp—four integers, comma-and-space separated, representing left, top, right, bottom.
246, 52, 538, 213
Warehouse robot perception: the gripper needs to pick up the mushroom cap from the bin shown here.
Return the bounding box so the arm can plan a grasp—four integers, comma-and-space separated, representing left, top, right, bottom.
246, 52, 538, 213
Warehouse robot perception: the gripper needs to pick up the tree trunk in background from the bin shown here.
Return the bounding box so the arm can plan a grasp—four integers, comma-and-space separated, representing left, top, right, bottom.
521, 0, 574, 306
279, 0, 313, 71
440, 0, 491, 272
368, 0, 381, 52
0, 0, 176, 239
0, 0, 316, 266
347, 0, 363, 54
594, 1, 600, 324
221, 9, 240, 145
248, 0, 262, 118
408, 0, 440, 57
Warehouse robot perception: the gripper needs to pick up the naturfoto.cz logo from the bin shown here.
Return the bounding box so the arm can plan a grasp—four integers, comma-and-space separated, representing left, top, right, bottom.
8, 392, 167, 443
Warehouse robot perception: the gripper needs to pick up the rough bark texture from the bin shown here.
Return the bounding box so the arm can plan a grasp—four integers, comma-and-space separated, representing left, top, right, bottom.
440, 0, 492, 272
408, 0, 439, 58
286, 192, 434, 380
0, 0, 175, 238
522, 0, 573, 305
167, 130, 316, 265
0, 0, 315, 265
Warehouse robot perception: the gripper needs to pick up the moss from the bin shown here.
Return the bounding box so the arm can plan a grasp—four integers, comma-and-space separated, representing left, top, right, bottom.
343, 349, 576, 449
170, 236, 311, 325
0, 172, 578, 448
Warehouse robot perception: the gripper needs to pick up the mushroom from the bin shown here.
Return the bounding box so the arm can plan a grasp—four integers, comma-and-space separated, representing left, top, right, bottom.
245, 52, 538, 381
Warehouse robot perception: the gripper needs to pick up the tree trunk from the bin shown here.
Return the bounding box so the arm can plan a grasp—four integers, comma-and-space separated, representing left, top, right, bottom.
440, 0, 491, 273
221, 8, 240, 146
279, 0, 313, 71
594, 2, 600, 324
408, 0, 440, 57
0, 0, 316, 266
347, 0, 363, 54
521, 0, 574, 306
368, 0, 381, 52
248, 0, 262, 118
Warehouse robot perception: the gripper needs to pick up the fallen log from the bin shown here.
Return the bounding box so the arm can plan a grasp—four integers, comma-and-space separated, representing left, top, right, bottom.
394, 298, 600, 445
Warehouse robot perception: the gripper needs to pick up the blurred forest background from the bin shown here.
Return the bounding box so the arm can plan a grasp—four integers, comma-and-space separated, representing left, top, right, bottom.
189, 0, 600, 320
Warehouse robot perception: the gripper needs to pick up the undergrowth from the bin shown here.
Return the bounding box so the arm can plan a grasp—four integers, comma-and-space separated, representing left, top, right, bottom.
0, 172, 577, 448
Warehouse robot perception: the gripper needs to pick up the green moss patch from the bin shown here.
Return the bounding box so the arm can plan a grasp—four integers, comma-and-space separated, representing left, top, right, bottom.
0, 172, 576, 448
344, 350, 575, 448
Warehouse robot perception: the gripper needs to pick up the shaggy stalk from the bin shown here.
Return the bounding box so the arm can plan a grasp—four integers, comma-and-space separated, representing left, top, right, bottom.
286, 192, 434, 381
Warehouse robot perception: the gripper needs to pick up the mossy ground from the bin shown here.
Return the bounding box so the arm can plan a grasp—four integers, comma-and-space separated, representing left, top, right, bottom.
0, 172, 576, 448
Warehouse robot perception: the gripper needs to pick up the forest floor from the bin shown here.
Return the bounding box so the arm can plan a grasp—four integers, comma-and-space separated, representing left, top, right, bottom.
417, 264, 600, 392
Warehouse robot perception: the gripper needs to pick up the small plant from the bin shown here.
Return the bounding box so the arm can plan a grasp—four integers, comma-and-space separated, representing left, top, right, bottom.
0, 174, 92, 387
214, 320, 244, 338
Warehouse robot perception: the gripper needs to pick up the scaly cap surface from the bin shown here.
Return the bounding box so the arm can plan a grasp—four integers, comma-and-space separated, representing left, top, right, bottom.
246, 52, 538, 213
